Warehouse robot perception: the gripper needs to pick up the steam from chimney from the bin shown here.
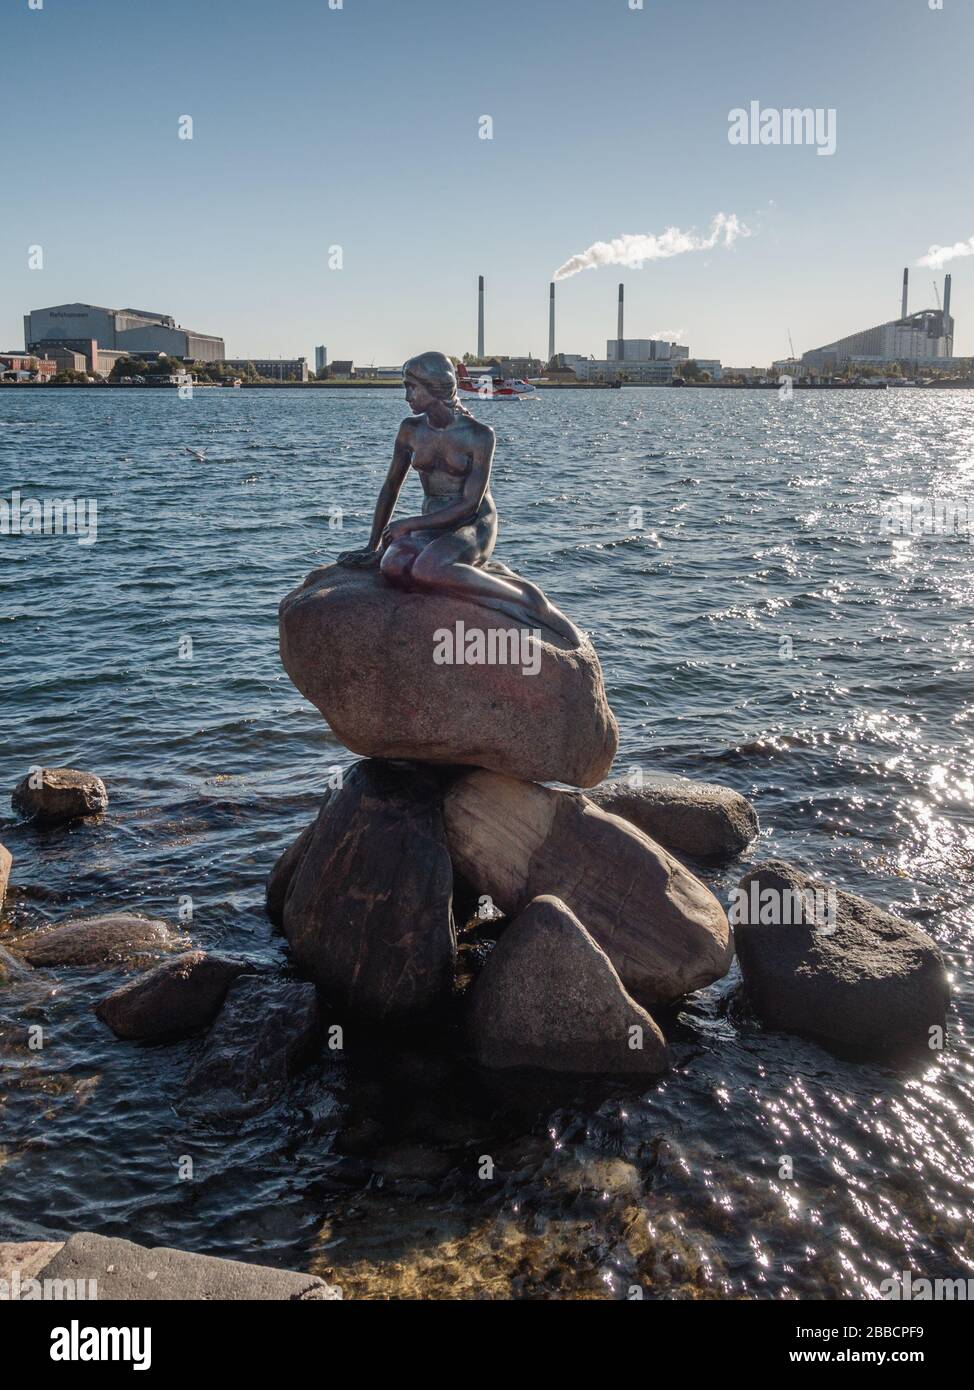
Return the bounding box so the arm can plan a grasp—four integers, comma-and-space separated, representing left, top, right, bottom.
552, 212, 751, 281
917, 235, 974, 269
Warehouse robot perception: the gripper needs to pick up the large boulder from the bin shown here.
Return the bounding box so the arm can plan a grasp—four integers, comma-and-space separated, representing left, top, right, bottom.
589, 775, 758, 860
278, 563, 618, 788
183, 975, 319, 1121
282, 760, 456, 1022
444, 771, 732, 1009
11, 768, 108, 825
734, 861, 950, 1058
470, 895, 668, 1075
7, 913, 184, 968
0, 842, 11, 915
94, 951, 248, 1041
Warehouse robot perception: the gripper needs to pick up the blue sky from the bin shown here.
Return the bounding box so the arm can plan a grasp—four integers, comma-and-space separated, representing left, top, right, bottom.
2, 0, 972, 365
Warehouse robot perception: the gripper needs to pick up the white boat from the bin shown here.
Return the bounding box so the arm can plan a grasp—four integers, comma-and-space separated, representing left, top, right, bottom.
457, 363, 538, 400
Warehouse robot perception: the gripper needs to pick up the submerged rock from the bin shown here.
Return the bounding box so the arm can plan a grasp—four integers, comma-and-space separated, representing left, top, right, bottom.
266, 821, 315, 929
0, 944, 34, 986
8, 913, 184, 968
589, 775, 758, 860
183, 975, 319, 1121
444, 771, 732, 1009
11, 767, 108, 825
734, 860, 950, 1058
278, 563, 618, 787
32, 1232, 339, 1300
94, 951, 248, 1041
470, 895, 668, 1076
283, 760, 456, 1023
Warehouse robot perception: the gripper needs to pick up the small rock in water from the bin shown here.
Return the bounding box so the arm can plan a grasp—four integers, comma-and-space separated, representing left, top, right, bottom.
183, 975, 319, 1121
0, 842, 11, 915
444, 770, 732, 1009
589, 775, 759, 860
31, 1232, 339, 1300
283, 760, 456, 1023
469, 894, 669, 1076
734, 860, 950, 1059
8, 913, 184, 968
11, 768, 108, 826
94, 951, 249, 1041
266, 821, 315, 928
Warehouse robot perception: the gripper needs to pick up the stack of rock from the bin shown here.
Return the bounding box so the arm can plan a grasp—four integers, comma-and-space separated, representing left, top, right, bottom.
268, 562, 736, 1077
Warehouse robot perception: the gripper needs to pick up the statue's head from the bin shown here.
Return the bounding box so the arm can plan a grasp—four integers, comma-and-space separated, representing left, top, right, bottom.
403, 351, 457, 414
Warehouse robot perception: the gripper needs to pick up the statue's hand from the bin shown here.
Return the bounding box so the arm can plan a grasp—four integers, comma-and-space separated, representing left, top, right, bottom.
336, 547, 380, 569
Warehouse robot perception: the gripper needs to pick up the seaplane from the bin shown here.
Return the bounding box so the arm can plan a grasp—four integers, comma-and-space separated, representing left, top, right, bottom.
457, 362, 538, 401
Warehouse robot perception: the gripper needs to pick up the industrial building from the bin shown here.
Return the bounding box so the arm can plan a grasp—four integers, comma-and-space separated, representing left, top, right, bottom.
802, 269, 955, 369
25, 303, 225, 363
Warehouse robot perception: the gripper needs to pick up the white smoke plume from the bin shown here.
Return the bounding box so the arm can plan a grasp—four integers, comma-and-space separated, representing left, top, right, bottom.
553, 212, 751, 281
917, 236, 974, 269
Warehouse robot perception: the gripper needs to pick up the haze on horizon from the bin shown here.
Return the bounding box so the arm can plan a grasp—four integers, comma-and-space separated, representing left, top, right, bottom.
1, 0, 972, 366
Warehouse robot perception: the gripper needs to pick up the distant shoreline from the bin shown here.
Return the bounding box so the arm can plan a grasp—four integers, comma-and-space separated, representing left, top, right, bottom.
2, 380, 971, 392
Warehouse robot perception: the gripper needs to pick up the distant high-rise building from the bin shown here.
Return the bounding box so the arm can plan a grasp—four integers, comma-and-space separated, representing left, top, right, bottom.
477, 276, 485, 357
315, 345, 328, 372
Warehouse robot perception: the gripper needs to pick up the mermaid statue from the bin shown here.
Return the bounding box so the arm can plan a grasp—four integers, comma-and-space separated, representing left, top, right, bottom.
337, 351, 582, 647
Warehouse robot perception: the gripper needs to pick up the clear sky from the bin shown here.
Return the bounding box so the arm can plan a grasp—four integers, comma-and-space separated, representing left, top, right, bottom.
2, 0, 972, 366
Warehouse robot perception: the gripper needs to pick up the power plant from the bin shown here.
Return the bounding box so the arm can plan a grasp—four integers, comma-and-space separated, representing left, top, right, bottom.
548, 282, 556, 361
477, 275, 485, 358
802, 267, 957, 369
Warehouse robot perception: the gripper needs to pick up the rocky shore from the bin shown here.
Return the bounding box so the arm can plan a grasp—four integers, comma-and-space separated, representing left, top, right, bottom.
0, 559, 953, 1294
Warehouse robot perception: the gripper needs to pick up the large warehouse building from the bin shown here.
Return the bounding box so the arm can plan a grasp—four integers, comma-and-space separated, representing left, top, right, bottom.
802, 270, 955, 369
24, 303, 225, 363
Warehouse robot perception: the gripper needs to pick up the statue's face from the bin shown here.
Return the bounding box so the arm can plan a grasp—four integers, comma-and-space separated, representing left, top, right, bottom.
404, 375, 434, 413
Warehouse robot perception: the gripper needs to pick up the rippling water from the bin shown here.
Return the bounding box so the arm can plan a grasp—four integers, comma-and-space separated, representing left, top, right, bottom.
1, 386, 973, 1299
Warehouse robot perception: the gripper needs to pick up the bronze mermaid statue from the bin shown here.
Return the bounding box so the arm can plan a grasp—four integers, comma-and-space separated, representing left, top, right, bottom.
337, 350, 582, 647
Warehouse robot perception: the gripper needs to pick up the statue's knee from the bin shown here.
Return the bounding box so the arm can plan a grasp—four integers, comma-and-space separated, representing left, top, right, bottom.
380, 546, 411, 583
410, 552, 441, 588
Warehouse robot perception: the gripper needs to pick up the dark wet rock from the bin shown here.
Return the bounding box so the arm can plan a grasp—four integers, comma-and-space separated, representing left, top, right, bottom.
0, 944, 34, 986
469, 894, 669, 1076
11, 767, 108, 825
588, 774, 759, 860
34, 1232, 340, 1300
283, 760, 456, 1023
94, 951, 249, 1041
266, 821, 315, 929
183, 975, 319, 1121
0, 842, 11, 915
444, 771, 732, 1009
7, 913, 184, 968
279, 562, 618, 787
734, 860, 950, 1058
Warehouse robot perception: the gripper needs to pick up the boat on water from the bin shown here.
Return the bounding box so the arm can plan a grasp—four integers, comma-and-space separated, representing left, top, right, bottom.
457, 362, 538, 401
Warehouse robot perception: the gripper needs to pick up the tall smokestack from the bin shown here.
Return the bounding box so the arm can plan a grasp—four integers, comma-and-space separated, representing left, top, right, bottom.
617, 283, 625, 361
901, 267, 909, 320
548, 282, 555, 362
477, 276, 485, 358
943, 273, 952, 353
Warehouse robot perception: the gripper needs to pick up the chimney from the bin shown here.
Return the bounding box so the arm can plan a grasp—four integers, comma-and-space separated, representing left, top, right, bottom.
943, 274, 952, 353
617, 283, 625, 361
901, 267, 909, 320
548, 282, 555, 363
477, 276, 485, 358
